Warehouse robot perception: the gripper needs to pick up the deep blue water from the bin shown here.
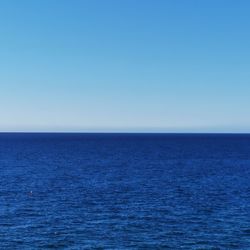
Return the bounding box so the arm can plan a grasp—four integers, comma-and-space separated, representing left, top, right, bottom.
1, 133, 250, 249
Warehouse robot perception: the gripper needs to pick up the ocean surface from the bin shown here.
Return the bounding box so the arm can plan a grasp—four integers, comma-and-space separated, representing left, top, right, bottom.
1, 133, 250, 249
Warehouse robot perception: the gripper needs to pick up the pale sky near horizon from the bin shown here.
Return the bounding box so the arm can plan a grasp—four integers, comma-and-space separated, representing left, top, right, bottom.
0, 0, 250, 132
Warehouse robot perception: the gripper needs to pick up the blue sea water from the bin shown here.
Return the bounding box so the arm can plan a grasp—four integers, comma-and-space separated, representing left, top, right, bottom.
0, 133, 250, 249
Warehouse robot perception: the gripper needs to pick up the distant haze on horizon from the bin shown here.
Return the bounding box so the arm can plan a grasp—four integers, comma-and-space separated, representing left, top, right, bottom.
1, 0, 250, 133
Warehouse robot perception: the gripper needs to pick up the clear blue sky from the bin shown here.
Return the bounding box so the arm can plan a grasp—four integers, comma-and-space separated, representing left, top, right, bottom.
0, 0, 249, 132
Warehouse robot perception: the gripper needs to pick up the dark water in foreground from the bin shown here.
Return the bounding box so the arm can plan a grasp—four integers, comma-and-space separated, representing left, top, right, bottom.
1, 133, 250, 249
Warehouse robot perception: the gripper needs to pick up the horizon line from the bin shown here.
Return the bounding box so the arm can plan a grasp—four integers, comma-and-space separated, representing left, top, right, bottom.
0, 131, 250, 135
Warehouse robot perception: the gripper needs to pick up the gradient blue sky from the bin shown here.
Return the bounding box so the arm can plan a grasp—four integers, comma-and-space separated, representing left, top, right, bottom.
0, 0, 249, 132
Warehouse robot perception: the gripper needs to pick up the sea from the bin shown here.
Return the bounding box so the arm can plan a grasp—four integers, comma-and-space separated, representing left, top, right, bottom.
0, 133, 250, 249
